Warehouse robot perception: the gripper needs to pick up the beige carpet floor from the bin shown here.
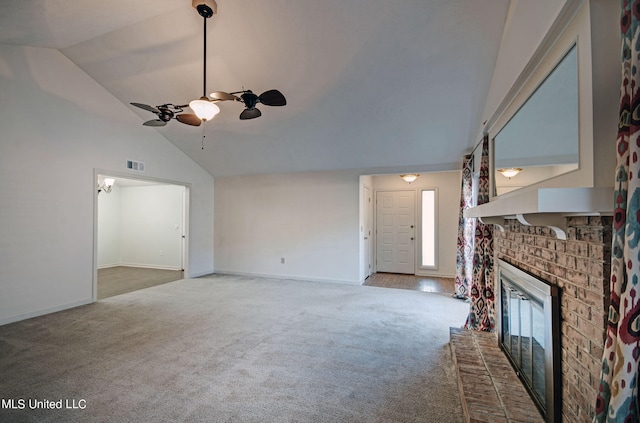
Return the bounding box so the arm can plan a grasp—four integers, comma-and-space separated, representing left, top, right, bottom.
0, 274, 469, 422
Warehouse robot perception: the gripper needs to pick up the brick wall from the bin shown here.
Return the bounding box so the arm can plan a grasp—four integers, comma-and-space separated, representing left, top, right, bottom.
494, 216, 611, 423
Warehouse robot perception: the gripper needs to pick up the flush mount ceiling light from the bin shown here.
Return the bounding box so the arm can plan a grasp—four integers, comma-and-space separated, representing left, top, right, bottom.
97, 176, 115, 194
498, 168, 522, 178
400, 174, 420, 183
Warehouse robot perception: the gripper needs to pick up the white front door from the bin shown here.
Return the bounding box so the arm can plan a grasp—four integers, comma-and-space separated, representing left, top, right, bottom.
376, 191, 415, 274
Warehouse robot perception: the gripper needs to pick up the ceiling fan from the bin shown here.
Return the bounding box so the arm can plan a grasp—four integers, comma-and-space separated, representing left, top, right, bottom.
131, 0, 286, 127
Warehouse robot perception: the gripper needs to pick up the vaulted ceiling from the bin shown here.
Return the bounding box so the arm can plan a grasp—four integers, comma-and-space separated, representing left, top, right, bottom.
0, 0, 510, 177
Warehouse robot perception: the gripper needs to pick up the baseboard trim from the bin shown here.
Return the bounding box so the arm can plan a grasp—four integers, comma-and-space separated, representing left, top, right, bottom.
0, 298, 94, 327
99, 263, 182, 271
210, 270, 360, 286
415, 271, 456, 279
189, 269, 215, 278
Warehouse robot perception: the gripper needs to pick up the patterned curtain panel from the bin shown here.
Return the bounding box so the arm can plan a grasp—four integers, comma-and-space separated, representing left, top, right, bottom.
594, 1, 640, 421
454, 154, 475, 300
464, 135, 495, 331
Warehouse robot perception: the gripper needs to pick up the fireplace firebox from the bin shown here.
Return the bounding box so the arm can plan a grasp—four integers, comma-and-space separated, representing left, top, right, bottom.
497, 259, 561, 423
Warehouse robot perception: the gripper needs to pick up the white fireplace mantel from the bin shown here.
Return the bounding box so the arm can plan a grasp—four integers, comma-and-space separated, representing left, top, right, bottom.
463, 187, 614, 240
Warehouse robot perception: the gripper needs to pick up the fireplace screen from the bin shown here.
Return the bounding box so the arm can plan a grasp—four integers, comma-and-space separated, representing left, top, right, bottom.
497, 260, 560, 423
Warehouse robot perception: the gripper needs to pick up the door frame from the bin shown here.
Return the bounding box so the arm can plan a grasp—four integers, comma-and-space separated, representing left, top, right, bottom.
92, 169, 191, 302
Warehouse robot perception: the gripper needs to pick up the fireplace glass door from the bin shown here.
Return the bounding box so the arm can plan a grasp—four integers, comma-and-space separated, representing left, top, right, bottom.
497, 259, 560, 423
501, 281, 546, 408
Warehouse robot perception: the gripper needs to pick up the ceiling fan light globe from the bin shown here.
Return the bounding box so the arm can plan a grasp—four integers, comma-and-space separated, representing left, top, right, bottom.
189, 98, 220, 121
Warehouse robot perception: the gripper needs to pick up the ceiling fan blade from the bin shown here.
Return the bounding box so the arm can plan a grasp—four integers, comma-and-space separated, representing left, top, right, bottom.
176, 114, 202, 127
210, 91, 240, 101
143, 119, 167, 127
131, 102, 160, 113
240, 108, 262, 120
258, 90, 286, 107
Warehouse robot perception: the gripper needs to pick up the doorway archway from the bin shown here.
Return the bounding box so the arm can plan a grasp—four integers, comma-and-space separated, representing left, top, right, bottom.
94, 173, 189, 299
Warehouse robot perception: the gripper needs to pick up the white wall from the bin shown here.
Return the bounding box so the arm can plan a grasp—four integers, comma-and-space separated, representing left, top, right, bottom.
119, 185, 185, 269
371, 172, 461, 278
214, 171, 361, 284
98, 184, 185, 270
0, 44, 215, 325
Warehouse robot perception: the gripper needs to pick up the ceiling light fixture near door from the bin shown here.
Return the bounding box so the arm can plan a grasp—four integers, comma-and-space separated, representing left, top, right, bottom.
400, 174, 420, 183
498, 167, 522, 178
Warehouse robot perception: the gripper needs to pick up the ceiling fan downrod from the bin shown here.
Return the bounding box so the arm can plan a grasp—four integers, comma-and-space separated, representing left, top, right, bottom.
194, 0, 217, 98
188, 0, 219, 123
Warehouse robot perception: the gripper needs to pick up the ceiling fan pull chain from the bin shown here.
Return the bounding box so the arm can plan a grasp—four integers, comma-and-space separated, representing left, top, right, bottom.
202, 124, 205, 150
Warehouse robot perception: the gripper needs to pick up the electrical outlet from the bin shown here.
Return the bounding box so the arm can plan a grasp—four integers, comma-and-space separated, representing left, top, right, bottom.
280, 257, 285, 264
160, 250, 164, 256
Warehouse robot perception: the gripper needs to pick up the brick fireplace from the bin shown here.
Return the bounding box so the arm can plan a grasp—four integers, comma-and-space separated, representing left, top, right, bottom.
494, 216, 611, 422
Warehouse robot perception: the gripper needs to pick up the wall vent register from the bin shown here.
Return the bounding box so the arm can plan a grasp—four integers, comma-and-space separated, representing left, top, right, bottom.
497, 259, 560, 423
126, 160, 145, 172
